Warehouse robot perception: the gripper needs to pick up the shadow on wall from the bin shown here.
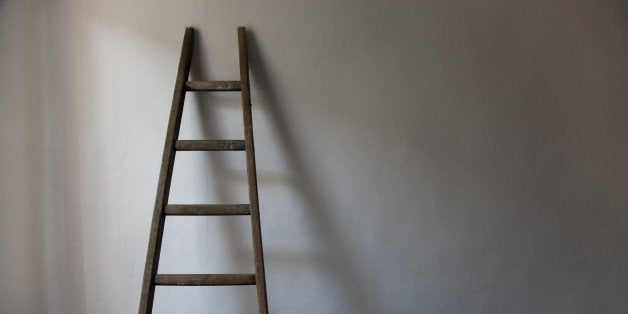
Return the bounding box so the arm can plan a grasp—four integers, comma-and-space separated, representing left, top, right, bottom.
246, 31, 379, 314
177, 28, 381, 313
185, 30, 378, 313
45, 21, 88, 314
37, 1, 88, 313
0, 0, 46, 312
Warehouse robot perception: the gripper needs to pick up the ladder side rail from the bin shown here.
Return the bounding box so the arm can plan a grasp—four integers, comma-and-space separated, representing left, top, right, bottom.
139, 27, 195, 314
238, 26, 269, 314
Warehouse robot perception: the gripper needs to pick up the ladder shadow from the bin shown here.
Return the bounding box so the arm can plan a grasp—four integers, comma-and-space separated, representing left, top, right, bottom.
246, 32, 378, 314
186, 33, 258, 313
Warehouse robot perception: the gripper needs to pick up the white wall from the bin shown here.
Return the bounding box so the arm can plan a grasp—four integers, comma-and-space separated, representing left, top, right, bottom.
1, 0, 626, 313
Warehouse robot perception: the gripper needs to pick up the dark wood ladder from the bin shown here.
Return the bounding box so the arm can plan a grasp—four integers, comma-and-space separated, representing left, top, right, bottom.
139, 26, 269, 314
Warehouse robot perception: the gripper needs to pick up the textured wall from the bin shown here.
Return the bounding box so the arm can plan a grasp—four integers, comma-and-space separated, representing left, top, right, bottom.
1, 0, 626, 313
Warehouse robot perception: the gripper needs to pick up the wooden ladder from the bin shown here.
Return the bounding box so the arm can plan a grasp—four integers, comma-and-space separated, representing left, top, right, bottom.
139, 26, 269, 314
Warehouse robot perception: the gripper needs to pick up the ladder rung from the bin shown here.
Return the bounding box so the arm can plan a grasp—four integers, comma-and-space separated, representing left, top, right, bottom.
165, 204, 250, 215
175, 140, 245, 151
186, 80, 241, 91
154, 274, 256, 286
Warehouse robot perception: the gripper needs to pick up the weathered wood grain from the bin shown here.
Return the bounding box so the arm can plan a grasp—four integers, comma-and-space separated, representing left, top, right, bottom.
165, 204, 250, 216
186, 80, 241, 91
175, 140, 245, 151
238, 26, 269, 314
155, 274, 256, 286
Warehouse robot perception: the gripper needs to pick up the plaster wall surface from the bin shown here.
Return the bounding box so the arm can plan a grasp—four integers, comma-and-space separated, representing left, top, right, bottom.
0, 0, 626, 313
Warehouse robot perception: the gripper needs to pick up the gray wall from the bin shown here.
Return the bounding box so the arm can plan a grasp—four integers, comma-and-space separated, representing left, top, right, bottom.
1, 0, 626, 313
0, 0, 45, 312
